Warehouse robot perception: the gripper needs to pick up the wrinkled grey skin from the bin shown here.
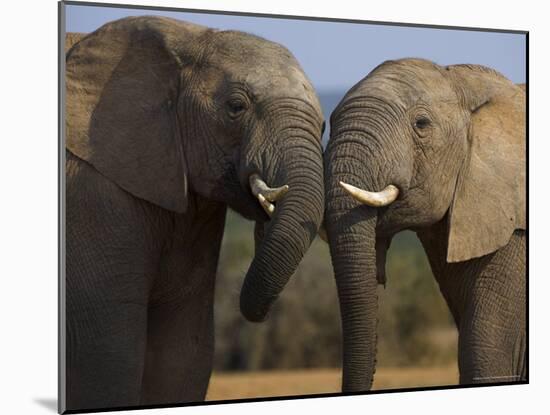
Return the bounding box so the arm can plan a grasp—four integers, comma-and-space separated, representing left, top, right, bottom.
324, 59, 525, 392
65, 16, 324, 410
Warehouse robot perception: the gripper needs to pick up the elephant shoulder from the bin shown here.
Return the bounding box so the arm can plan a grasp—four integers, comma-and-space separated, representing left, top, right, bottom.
66, 150, 173, 242
66, 150, 126, 207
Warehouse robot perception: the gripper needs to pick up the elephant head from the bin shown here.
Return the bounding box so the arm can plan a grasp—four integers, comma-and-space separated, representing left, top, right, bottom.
66, 16, 324, 323
324, 58, 525, 392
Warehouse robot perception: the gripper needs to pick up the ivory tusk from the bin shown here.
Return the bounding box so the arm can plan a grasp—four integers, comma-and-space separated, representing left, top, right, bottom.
249, 174, 289, 202
339, 182, 399, 207
257, 193, 275, 217
249, 174, 289, 217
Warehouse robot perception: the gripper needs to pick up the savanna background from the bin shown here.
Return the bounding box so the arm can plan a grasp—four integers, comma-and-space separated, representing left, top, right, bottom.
208, 211, 458, 399
65, 3, 526, 400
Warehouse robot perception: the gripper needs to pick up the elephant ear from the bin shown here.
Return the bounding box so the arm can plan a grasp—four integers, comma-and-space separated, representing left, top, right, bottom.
445, 65, 526, 262
65, 32, 85, 54
66, 17, 206, 213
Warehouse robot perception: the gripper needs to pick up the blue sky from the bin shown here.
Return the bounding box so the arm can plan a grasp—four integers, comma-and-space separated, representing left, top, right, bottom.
66, 4, 526, 93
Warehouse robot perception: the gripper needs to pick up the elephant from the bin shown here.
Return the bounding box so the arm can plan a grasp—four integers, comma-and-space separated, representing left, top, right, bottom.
64, 32, 84, 53
324, 58, 526, 392
64, 16, 324, 411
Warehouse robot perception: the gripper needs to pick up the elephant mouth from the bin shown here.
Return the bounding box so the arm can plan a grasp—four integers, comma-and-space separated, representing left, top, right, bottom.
201, 166, 264, 221
226, 188, 269, 222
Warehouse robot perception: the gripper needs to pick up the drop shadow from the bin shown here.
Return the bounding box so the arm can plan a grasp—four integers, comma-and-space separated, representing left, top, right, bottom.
34, 398, 57, 413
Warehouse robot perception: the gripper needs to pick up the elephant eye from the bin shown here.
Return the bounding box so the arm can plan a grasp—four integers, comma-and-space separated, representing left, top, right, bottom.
227, 98, 248, 119
414, 116, 431, 130
413, 115, 433, 138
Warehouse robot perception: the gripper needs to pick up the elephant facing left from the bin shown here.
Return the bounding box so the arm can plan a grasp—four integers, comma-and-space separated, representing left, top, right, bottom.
64, 16, 324, 411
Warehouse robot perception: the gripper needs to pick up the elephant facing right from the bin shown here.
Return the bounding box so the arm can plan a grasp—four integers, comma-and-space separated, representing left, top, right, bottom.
324, 59, 526, 392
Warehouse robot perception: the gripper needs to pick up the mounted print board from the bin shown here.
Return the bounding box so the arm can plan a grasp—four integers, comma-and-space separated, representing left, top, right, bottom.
59, 1, 527, 413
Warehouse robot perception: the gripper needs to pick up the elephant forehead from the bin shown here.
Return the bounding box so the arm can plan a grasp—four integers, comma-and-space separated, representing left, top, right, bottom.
346, 67, 456, 110
246, 66, 320, 105
211, 31, 322, 116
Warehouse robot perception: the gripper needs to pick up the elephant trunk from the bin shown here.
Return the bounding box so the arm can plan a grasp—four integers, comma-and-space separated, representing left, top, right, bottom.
240, 135, 324, 322
325, 126, 386, 392
326, 172, 379, 392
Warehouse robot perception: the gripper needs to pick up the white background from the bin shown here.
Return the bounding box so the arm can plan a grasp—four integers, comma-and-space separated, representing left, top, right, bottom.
0, 0, 545, 414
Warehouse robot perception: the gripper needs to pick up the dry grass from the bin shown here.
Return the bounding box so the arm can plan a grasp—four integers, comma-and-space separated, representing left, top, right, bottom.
206, 365, 459, 401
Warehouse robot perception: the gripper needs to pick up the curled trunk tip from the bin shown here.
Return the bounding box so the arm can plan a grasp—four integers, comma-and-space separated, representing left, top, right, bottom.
240, 145, 324, 323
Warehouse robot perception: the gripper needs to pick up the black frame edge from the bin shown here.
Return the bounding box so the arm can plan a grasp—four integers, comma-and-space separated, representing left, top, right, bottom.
62, 0, 528, 34
58, 1, 67, 414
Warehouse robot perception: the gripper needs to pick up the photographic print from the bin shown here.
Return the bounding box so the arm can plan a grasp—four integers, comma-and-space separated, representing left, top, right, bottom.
59, 1, 527, 413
